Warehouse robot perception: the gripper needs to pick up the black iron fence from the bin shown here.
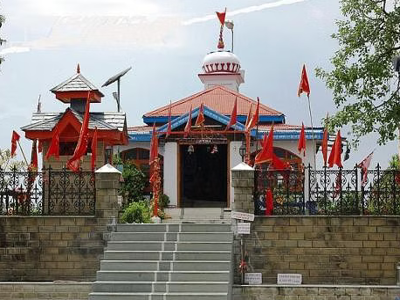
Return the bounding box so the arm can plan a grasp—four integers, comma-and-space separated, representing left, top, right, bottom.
254, 164, 400, 215
0, 167, 96, 216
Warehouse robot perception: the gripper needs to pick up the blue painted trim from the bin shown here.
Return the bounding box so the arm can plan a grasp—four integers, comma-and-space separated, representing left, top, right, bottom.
144, 114, 285, 124
128, 133, 152, 142
252, 130, 324, 140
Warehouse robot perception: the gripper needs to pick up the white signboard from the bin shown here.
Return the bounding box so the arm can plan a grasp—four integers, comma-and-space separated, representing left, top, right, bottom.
237, 222, 251, 234
231, 211, 255, 222
244, 273, 262, 285
277, 273, 302, 285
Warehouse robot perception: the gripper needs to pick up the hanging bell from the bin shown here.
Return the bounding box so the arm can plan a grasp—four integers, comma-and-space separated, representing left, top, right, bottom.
188, 145, 194, 154
211, 145, 218, 154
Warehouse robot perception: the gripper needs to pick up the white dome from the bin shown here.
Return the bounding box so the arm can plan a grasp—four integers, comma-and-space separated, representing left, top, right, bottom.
202, 51, 241, 74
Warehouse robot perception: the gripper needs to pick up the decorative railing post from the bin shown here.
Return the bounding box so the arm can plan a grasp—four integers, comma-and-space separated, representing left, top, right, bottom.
376, 163, 381, 214
301, 165, 306, 214
354, 164, 359, 215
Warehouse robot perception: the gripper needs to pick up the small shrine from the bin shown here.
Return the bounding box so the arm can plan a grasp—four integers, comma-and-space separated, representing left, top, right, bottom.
21, 65, 128, 171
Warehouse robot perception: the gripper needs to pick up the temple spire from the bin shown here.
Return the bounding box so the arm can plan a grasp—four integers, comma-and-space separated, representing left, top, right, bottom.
77, 63, 80, 74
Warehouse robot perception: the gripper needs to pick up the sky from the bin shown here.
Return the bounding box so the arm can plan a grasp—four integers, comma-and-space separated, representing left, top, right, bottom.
0, 0, 397, 169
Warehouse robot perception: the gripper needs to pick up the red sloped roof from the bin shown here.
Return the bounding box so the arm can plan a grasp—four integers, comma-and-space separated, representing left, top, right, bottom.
144, 85, 283, 118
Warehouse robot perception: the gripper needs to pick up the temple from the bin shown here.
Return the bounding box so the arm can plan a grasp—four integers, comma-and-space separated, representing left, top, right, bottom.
21, 65, 128, 170
124, 49, 324, 208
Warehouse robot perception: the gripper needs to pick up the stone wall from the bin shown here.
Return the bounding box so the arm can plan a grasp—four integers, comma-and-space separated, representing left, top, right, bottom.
232, 285, 400, 300
0, 282, 91, 299
240, 216, 400, 285
0, 165, 120, 282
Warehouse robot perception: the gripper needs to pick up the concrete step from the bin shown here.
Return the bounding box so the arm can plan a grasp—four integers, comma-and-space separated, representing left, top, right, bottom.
116, 223, 232, 232
92, 281, 228, 293
107, 241, 232, 251
164, 208, 231, 223
104, 250, 231, 261
100, 260, 231, 271
110, 232, 232, 242
88, 292, 228, 300
96, 270, 230, 282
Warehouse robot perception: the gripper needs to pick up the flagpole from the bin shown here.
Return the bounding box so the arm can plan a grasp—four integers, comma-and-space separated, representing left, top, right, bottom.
17, 140, 29, 166
307, 95, 316, 168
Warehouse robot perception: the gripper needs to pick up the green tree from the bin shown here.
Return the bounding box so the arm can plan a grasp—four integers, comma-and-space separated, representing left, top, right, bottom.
316, 0, 400, 152
0, 149, 26, 171
120, 161, 146, 203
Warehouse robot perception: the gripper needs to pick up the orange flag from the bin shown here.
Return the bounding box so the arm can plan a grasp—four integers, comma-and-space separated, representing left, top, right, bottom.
328, 130, 343, 168
184, 105, 192, 137
225, 97, 237, 130
29, 139, 38, 172
45, 125, 60, 160
91, 127, 98, 172
67, 92, 91, 172
216, 9, 226, 25
166, 101, 172, 138
297, 122, 306, 157
297, 64, 310, 98
246, 97, 260, 132
255, 125, 274, 165
322, 128, 328, 166
11, 131, 20, 157
195, 103, 205, 127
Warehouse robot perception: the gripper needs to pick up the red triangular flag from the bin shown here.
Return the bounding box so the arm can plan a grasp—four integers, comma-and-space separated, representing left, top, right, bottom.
216, 9, 226, 25
11, 131, 20, 157
255, 124, 274, 165
91, 127, 98, 172
225, 97, 237, 131
29, 139, 38, 172
184, 105, 192, 138
195, 103, 205, 127
265, 188, 273, 216
166, 101, 172, 138
297, 122, 306, 157
245, 104, 253, 129
328, 130, 343, 168
45, 125, 60, 160
38, 140, 43, 153
67, 92, 91, 172
297, 64, 310, 97
246, 97, 260, 132
358, 151, 374, 186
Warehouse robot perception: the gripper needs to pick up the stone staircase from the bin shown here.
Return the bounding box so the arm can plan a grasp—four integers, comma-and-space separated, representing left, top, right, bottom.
88, 223, 233, 300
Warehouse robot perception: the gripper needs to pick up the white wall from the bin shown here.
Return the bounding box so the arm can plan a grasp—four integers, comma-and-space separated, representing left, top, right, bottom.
163, 142, 178, 207
229, 141, 243, 207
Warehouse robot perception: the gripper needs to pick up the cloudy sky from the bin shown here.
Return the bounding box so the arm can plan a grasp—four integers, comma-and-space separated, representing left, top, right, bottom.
0, 0, 397, 168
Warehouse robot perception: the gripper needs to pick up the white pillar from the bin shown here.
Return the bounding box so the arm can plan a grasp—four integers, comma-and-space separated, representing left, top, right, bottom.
164, 142, 178, 207
229, 141, 243, 206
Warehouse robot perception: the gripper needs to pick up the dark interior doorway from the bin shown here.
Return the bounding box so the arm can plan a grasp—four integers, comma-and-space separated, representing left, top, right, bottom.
180, 144, 227, 207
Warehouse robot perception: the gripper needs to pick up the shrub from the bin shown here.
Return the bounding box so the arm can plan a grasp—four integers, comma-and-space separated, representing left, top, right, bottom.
120, 200, 151, 224
119, 161, 146, 203
159, 194, 170, 210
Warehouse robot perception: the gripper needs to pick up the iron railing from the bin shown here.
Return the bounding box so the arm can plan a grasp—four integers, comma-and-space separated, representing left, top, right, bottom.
254, 164, 400, 215
0, 167, 96, 216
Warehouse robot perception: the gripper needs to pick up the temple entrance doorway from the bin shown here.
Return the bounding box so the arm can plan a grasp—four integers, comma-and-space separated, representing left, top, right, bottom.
179, 143, 227, 207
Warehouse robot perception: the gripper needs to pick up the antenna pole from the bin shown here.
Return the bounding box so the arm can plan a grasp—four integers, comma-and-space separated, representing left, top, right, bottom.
117, 78, 121, 112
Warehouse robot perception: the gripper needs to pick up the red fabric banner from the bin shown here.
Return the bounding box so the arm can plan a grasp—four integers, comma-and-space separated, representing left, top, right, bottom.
297, 122, 306, 157
328, 130, 343, 168
195, 103, 205, 127
265, 188, 273, 216
45, 125, 60, 160
225, 97, 237, 131
216, 10, 226, 25
255, 125, 274, 165
297, 64, 310, 97
184, 105, 192, 137
67, 92, 91, 172
11, 131, 20, 157
91, 127, 98, 172
246, 97, 260, 132
29, 139, 38, 171
245, 104, 253, 129
149, 123, 158, 165
358, 151, 374, 186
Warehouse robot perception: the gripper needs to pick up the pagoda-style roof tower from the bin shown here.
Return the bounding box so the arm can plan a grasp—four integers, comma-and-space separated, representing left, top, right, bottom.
21, 65, 128, 170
